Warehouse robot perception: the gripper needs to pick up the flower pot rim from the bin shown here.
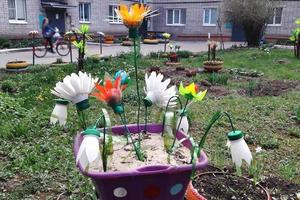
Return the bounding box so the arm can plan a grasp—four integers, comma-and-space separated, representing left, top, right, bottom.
74, 123, 208, 179
188, 171, 271, 200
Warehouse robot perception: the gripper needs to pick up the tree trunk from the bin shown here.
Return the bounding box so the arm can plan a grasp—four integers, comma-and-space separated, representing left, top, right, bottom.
243, 21, 264, 47
297, 33, 300, 59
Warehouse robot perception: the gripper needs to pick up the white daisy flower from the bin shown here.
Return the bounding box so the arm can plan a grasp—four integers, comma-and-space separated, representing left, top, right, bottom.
144, 71, 177, 108
51, 71, 99, 111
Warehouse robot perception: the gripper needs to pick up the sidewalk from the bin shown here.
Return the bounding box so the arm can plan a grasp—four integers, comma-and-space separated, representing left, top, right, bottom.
0, 41, 241, 69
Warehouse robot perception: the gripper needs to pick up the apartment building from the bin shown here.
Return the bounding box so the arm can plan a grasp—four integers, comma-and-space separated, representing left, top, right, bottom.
0, 0, 299, 41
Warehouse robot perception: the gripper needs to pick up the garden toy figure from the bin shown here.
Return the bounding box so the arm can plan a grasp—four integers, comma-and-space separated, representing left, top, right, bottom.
42, 17, 55, 53
50, 99, 69, 126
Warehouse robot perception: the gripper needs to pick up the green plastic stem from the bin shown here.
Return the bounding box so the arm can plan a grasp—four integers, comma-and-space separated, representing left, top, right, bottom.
119, 112, 144, 161
223, 112, 236, 132
161, 95, 183, 137
133, 38, 142, 133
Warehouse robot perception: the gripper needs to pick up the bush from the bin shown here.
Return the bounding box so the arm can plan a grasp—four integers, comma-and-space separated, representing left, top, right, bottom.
0, 37, 11, 49
176, 50, 193, 58
1, 80, 17, 93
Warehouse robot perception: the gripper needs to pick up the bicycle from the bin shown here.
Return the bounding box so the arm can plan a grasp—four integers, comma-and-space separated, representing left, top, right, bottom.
33, 28, 72, 58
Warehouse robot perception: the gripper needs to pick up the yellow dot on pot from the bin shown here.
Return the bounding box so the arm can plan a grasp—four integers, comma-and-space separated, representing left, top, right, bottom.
113, 187, 127, 198
170, 183, 183, 195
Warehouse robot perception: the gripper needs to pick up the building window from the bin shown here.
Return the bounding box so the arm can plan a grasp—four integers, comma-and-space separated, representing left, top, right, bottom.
203, 8, 217, 26
79, 3, 91, 23
166, 9, 186, 26
109, 5, 122, 23
8, 0, 27, 21
268, 7, 283, 26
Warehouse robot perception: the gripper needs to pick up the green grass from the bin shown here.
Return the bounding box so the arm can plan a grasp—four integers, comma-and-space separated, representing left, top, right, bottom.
0, 48, 299, 199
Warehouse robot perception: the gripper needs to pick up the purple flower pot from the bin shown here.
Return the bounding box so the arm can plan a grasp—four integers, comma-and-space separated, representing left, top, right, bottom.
74, 124, 208, 200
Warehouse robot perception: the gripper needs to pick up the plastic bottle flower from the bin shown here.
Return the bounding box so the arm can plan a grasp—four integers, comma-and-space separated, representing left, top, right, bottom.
50, 99, 69, 126
144, 72, 177, 108
179, 82, 207, 101
76, 127, 102, 172
115, 4, 157, 38
92, 74, 124, 114
115, 4, 153, 28
227, 130, 252, 168
176, 109, 189, 136
51, 71, 99, 111
114, 70, 130, 90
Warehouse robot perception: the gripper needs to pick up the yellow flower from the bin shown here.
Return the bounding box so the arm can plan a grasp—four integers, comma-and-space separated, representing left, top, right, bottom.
179, 82, 207, 101
162, 32, 171, 39
115, 4, 155, 28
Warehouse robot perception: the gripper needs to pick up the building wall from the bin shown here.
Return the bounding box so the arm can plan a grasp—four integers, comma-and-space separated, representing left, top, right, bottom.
67, 0, 130, 35
151, 0, 231, 40
0, 0, 42, 38
265, 1, 300, 38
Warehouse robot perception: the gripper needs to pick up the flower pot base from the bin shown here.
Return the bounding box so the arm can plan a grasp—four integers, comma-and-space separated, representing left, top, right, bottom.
74, 124, 208, 200
186, 172, 271, 200
203, 64, 223, 72
166, 62, 181, 66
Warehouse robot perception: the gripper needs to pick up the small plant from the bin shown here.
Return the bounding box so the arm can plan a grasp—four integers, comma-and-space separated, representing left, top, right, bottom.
296, 106, 300, 122
248, 80, 258, 96
207, 72, 231, 85
289, 19, 300, 58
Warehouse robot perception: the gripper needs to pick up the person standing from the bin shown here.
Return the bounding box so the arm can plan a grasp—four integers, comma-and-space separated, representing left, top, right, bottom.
42, 17, 55, 53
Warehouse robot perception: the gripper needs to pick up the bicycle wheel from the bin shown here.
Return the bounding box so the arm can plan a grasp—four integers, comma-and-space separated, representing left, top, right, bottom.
56, 41, 70, 56
33, 38, 47, 58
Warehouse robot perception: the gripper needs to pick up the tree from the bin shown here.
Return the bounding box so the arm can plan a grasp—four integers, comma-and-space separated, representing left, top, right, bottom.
224, 0, 275, 46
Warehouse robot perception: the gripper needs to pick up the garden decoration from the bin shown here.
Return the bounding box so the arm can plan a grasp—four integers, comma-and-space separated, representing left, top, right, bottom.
28, 30, 39, 65
49, 4, 253, 200
185, 113, 256, 200
73, 24, 91, 71
115, 3, 158, 132
5, 61, 29, 72
166, 43, 181, 65
97, 31, 105, 55
50, 99, 69, 126
203, 40, 224, 72
289, 19, 300, 59
162, 32, 171, 52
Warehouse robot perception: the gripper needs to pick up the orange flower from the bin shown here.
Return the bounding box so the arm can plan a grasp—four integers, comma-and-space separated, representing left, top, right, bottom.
116, 4, 155, 28
92, 76, 124, 107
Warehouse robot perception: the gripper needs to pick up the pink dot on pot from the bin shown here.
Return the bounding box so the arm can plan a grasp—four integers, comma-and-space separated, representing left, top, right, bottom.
113, 187, 127, 198
170, 183, 183, 195
144, 185, 161, 198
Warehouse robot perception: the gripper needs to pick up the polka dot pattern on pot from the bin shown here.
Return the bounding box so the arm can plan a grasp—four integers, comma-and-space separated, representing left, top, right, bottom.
144, 185, 161, 198
113, 187, 127, 198
170, 183, 183, 195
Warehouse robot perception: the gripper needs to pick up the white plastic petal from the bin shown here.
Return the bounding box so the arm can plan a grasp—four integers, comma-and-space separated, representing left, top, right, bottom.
176, 116, 189, 136
50, 104, 68, 126
76, 135, 102, 172
229, 138, 252, 167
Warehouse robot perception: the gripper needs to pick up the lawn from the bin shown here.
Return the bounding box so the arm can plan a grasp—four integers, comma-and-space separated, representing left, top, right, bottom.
0, 48, 299, 199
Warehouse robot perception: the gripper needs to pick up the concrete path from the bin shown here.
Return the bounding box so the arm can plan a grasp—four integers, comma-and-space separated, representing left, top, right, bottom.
0, 41, 242, 69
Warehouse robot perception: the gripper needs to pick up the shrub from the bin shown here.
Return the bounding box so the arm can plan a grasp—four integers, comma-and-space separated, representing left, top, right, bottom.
0, 37, 11, 49
176, 50, 193, 58
1, 80, 17, 93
